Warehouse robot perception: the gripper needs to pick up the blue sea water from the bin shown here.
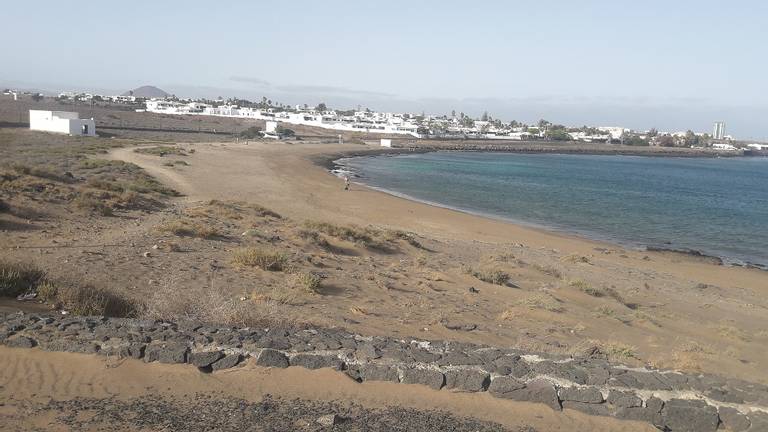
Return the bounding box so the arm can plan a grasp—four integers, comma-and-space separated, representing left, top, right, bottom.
339, 152, 768, 267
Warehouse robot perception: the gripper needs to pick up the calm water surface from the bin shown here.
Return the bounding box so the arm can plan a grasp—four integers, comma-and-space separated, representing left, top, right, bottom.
339, 152, 768, 267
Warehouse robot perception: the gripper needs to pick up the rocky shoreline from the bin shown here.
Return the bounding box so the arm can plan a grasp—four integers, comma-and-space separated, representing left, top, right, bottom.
1, 312, 766, 432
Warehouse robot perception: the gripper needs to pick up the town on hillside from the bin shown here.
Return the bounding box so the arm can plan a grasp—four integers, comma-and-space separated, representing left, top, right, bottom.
4, 87, 768, 152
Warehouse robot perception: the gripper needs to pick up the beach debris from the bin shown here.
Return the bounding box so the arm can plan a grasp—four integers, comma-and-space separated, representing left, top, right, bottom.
468, 286, 479, 293
152, 244, 159, 250
143, 251, 151, 258
16, 292, 37, 301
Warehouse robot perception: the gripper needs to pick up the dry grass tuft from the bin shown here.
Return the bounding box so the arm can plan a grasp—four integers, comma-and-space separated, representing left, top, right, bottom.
204, 200, 281, 219
716, 324, 750, 342
493, 253, 517, 263
532, 264, 563, 279
470, 268, 511, 285
511, 293, 565, 313
232, 247, 288, 271
561, 254, 591, 264
35, 280, 58, 301
73, 191, 114, 216
498, 309, 520, 321
55, 283, 138, 317
349, 306, 369, 315
288, 271, 322, 293
143, 283, 269, 326
163, 242, 183, 252
303, 221, 388, 250
298, 229, 331, 249
156, 219, 221, 239
134, 146, 187, 157
601, 341, 637, 360
594, 305, 617, 318
0, 260, 45, 297
384, 229, 425, 249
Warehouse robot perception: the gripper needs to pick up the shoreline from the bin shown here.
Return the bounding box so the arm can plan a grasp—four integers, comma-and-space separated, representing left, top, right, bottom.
326, 151, 766, 271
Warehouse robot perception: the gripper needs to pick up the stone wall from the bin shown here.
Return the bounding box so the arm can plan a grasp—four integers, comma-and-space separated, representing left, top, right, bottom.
1, 312, 766, 432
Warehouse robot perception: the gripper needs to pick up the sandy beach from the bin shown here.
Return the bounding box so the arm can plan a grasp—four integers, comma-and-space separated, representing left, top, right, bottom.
100, 140, 767, 384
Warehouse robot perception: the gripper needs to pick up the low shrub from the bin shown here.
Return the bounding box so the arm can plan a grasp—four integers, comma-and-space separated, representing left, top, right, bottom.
0, 260, 45, 297
512, 293, 565, 313
239, 126, 262, 139
289, 271, 322, 293
0, 198, 9, 213
9, 163, 72, 183
36, 280, 58, 301
471, 269, 510, 285
532, 264, 563, 279
303, 221, 387, 250
232, 247, 288, 271
297, 229, 331, 249
73, 191, 114, 216
561, 254, 591, 264
157, 219, 221, 239
384, 229, 424, 249
134, 146, 187, 157
56, 283, 138, 317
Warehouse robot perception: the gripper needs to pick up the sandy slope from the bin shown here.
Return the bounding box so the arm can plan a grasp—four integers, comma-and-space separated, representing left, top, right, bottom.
0, 346, 655, 432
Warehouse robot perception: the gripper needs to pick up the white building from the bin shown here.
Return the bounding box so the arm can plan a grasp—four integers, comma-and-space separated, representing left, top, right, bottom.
29, 110, 96, 136
747, 143, 768, 150
712, 143, 737, 151
597, 126, 629, 140
380, 139, 392, 147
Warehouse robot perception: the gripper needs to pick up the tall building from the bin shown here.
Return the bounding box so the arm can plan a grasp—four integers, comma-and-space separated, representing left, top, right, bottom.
713, 121, 726, 140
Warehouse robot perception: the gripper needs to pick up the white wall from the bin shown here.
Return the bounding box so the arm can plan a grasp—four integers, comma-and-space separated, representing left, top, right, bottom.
29, 110, 96, 136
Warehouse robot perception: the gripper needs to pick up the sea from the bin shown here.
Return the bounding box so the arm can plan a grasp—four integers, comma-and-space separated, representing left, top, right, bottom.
336, 152, 768, 268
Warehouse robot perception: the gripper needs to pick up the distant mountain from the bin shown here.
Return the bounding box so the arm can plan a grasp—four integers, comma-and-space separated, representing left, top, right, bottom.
123, 85, 169, 98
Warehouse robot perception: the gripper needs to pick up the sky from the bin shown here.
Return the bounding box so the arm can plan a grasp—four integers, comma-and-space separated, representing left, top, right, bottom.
3, 0, 767, 138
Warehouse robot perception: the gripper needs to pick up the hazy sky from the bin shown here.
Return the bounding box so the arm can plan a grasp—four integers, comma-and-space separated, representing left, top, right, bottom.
3, 1, 767, 138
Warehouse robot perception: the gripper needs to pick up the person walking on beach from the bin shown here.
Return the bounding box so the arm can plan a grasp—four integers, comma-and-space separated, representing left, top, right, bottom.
343, 175, 350, 191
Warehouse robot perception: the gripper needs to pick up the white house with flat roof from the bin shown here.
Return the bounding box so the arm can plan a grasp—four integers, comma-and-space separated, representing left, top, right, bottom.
29, 110, 96, 136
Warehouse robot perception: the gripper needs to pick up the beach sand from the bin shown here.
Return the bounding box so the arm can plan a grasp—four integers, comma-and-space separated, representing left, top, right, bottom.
100, 140, 768, 384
